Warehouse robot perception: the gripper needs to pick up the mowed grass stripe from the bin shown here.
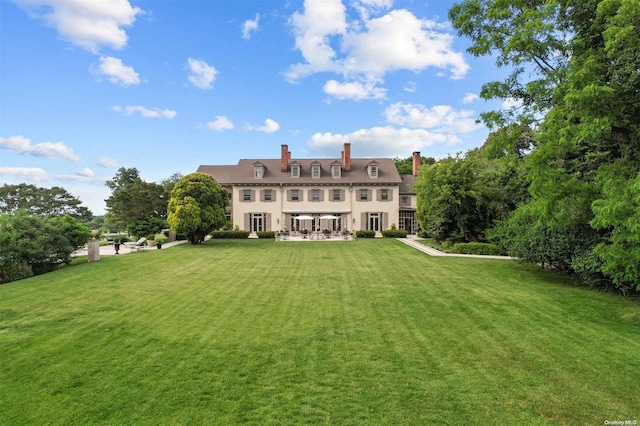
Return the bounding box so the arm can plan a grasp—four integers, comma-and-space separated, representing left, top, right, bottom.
1, 239, 639, 425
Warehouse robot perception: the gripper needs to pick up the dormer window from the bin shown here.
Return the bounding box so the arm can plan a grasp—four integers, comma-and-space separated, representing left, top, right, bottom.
331, 162, 341, 178
253, 162, 264, 179
291, 162, 300, 178
367, 161, 379, 178
311, 161, 321, 179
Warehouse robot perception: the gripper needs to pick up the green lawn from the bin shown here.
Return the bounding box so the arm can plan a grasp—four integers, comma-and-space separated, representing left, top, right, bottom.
1, 239, 639, 425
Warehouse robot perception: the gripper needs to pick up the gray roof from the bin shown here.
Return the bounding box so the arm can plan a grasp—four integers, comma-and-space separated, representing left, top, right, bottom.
399, 174, 418, 194
197, 158, 402, 186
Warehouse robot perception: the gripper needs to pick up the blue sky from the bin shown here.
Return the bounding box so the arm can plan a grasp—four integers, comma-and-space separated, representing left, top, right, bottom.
1, 0, 503, 215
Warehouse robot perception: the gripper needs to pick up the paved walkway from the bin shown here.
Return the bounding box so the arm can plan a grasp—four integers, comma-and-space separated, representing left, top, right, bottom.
73, 240, 188, 257
398, 236, 513, 260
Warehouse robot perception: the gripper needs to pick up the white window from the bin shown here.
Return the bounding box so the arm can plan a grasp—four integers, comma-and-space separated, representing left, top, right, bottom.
243, 189, 252, 201
381, 189, 389, 201
254, 165, 263, 179
369, 165, 378, 178
332, 189, 341, 201
291, 165, 300, 178
264, 189, 272, 201
291, 189, 300, 201
359, 189, 368, 201
312, 164, 321, 178
312, 189, 320, 201
332, 165, 341, 178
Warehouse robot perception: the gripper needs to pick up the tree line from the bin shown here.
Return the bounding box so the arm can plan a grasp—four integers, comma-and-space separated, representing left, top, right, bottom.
415, 0, 639, 294
1, 172, 229, 284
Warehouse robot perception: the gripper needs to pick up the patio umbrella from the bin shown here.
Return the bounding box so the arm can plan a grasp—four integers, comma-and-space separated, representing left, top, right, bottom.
294, 215, 314, 232
319, 215, 339, 220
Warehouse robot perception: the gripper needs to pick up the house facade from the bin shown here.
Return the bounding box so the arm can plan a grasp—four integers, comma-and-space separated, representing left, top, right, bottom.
197, 143, 420, 235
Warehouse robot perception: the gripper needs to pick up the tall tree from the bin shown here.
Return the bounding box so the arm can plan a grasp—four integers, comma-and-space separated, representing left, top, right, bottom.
105, 168, 167, 233
0, 183, 92, 220
452, 0, 640, 291
168, 173, 229, 244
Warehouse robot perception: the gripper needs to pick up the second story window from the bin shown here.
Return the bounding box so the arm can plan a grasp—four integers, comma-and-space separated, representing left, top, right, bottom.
332, 189, 341, 201
311, 163, 321, 178
264, 189, 272, 201
254, 166, 263, 178
332, 164, 341, 178
291, 189, 300, 201
381, 189, 389, 201
312, 189, 320, 201
291, 164, 300, 178
243, 189, 252, 201
370, 165, 378, 178
401, 196, 409, 206
359, 189, 368, 201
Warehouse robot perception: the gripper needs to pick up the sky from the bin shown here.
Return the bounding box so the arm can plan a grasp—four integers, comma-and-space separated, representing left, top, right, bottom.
0, 0, 505, 215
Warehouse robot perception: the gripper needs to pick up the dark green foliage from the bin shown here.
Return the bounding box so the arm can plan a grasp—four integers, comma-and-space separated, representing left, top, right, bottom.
381, 229, 408, 238
393, 155, 436, 174
451, 0, 640, 292
0, 261, 33, 284
168, 173, 229, 244
356, 230, 375, 238
0, 183, 92, 220
127, 216, 166, 239
105, 168, 167, 232
450, 242, 504, 256
256, 231, 276, 239
209, 230, 250, 239
0, 212, 91, 283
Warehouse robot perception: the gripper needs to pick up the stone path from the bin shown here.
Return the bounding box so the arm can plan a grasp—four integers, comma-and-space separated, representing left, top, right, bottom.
398, 237, 513, 260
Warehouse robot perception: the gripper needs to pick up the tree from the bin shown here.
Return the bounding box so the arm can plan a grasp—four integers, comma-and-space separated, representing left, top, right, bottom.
105, 167, 168, 234
168, 173, 229, 244
0, 183, 92, 220
0, 211, 91, 283
451, 0, 640, 292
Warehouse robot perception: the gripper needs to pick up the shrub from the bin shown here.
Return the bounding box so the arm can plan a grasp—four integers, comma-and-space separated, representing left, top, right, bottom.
356, 230, 376, 238
382, 229, 408, 238
209, 230, 250, 239
417, 230, 430, 238
450, 242, 505, 256
256, 231, 276, 239
0, 261, 33, 284
154, 234, 169, 245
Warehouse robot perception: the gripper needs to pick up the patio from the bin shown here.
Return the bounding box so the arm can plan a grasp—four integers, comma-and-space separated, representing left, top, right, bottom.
276, 230, 354, 241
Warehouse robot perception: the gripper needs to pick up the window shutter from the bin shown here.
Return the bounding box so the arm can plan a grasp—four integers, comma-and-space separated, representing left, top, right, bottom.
382, 212, 388, 230
287, 190, 292, 201
244, 213, 250, 231
368, 189, 372, 202
266, 213, 271, 231
319, 189, 324, 201
361, 212, 366, 230
341, 189, 345, 201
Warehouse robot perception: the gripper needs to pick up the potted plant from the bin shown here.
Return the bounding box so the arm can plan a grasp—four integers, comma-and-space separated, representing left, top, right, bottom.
302, 228, 309, 239
154, 234, 169, 249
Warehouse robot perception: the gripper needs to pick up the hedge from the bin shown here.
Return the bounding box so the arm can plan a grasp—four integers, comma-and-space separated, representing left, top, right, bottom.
450, 242, 505, 256
355, 230, 376, 238
256, 231, 276, 239
209, 230, 250, 239
382, 229, 408, 238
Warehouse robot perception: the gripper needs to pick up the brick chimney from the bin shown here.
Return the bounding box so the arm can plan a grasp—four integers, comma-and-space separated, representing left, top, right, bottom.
412, 151, 420, 176
343, 142, 351, 172
281, 144, 289, 172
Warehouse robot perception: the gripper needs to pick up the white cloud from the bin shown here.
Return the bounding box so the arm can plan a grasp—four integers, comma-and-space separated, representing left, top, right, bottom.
206, 116, 234, 131
308, 126, 453, 158
384, 102, 480, 134
12, 0, 142, 53
0, 135, 80, 161
286, 1, 469, 94
113, 105, 177, 118
97, 157, 118, 168
95, 56, 140, 86
256, 119, 280, 133
58, 167, 104, 184
242, 14, 260, 40
403, 81, 417, 93
0, 167, 49, 181
462, 93, 479, 104
187, 58, 218, 89
323, 79, 386, 100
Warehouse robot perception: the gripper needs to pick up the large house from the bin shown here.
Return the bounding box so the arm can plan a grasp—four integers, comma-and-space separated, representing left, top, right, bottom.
197, 143, 420, 235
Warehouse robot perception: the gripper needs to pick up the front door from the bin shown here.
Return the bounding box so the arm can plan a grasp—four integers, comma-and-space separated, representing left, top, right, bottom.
250, 213, 264, 233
